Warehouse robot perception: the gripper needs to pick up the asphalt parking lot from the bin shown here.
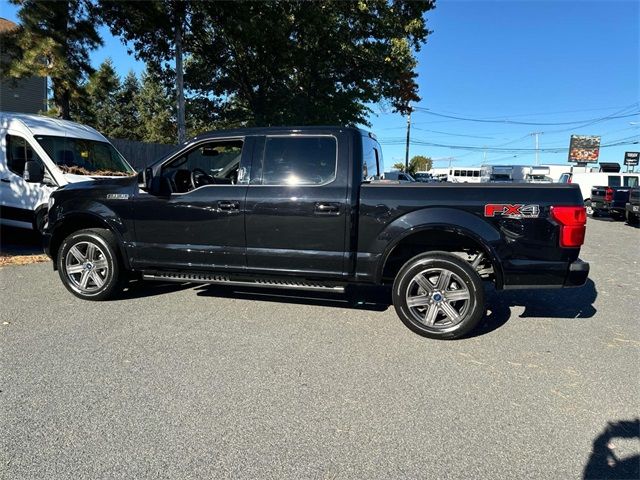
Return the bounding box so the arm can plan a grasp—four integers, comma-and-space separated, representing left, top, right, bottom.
1, 217, 638, 479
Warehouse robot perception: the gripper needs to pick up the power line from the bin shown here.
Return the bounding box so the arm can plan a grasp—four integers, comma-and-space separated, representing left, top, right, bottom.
410, 105, 639, 126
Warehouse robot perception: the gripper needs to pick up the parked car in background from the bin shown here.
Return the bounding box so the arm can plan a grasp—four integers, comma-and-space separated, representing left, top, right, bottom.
559, 171, 639, 207
384, 171, 415, 182
626, 186, 640, 226
590, 186, 631, 220
414, 172, 436, 183
0, 113, 135, 232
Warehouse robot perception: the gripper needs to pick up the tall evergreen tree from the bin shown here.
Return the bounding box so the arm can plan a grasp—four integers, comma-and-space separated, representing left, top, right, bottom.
97, 0, 193, 143
76, 59, 121, 135
111, 71, 142, 140
2, 0, 103, 119
137, 70, 176, 144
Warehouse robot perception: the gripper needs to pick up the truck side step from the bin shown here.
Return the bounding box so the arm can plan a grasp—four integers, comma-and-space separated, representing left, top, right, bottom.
142, 271, 345, 293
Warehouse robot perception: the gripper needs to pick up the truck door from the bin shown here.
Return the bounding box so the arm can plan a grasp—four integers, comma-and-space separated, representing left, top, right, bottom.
132, 137, 251, 270
244, 134, 349, 277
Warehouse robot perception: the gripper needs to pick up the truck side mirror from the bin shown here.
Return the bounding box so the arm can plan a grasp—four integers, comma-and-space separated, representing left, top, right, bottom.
23, 161, 44, 183
149, 176, 172, 197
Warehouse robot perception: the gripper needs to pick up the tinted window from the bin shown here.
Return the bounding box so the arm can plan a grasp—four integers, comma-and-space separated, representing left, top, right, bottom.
454, 170, 460, 176
262, 136, 336, 186
164, 141, 243, 178
473, 170, 480, 177
362, 135, 383, 181
6, 135, 43, 177
608, 176, 621, 187
624, 176, 638, 187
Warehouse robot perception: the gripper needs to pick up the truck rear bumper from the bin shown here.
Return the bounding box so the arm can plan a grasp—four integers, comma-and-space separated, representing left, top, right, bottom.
502, 258, 589, 289
564, 259, 590, 287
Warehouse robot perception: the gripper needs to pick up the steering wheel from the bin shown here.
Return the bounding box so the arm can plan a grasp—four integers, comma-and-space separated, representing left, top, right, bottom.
190, 168, 214, 189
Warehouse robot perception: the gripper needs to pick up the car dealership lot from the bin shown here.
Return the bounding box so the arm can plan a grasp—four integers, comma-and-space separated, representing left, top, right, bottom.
1, 218, 638, 479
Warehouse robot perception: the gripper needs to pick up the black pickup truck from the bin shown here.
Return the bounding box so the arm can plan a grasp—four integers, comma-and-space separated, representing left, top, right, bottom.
590, 185, 631, 220
626, 187, 640, 225
44, 127, 589, 339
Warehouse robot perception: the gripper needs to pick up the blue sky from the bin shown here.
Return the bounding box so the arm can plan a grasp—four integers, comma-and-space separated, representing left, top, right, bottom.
2, 0, 638, 168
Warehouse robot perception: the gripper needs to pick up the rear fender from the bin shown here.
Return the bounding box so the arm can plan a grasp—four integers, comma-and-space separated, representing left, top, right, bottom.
375, 207, 503, 285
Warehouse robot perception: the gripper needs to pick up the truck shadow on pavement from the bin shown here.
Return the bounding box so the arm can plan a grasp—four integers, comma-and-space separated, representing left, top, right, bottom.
474, 279, 598, 337
121, 278, 597, 336
194, 284, 391, 312
583, 418, 639, 480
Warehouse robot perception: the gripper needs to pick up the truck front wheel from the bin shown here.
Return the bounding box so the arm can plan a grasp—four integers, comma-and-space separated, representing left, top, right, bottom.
57, 228, 123, 301
392, 252, 485, 339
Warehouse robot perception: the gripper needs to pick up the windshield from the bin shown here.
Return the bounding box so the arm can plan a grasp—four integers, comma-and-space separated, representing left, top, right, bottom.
35, 135, 135, 176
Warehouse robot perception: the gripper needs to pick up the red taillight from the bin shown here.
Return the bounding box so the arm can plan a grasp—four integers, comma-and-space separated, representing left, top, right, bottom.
550, 206, 587, 248
604, 187, 614, 202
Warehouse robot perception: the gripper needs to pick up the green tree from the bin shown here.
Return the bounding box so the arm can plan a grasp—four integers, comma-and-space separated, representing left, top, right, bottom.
392, 162, 406, 172
2, 0, 102, 119
137, 70, 176, 144
186, 1, 433, 127
97, 0, 193, 143
409, 155, 433, 175
75, 59, 121, 135
111, 71, 142, 140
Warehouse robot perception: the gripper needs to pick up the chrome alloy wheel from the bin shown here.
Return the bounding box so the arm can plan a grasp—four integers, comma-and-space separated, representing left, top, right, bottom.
64, 240, 109, 294
405, 267, 471, 329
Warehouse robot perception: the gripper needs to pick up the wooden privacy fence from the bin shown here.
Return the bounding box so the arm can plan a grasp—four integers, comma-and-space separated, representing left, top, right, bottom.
109, 138, 177, 170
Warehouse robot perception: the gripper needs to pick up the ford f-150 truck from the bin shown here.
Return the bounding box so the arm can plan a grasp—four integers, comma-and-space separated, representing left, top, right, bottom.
590, 185, 631, 220
43, 127, 589, 339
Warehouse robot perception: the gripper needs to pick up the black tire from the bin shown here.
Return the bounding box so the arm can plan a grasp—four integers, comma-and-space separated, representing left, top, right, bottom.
392, 252, 485, 339
610, 211, 625, 221
57, 228, 123, 301
627, 211, 639, 226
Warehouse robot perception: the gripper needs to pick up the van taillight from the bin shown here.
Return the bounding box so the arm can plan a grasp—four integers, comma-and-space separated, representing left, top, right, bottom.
604, 187, 613, 202
550, 206, 586, 248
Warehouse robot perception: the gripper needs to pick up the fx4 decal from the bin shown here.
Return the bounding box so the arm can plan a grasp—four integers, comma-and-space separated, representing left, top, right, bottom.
484, 204, 540, 218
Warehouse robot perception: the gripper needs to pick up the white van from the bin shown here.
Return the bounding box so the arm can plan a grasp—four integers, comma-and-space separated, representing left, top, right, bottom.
0, 113, 135, 232
559, 171, 639, 202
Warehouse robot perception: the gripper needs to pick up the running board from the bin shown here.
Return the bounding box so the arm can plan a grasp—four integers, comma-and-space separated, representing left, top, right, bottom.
142, 271, 345, 293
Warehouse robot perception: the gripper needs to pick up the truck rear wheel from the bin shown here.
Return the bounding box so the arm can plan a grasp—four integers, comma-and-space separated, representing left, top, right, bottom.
57, 228, 123, 301
392, 252, 485, 339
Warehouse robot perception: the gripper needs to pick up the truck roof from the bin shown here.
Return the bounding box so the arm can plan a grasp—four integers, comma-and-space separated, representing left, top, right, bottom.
0, 112, 107, 142
190, 125, 370, 142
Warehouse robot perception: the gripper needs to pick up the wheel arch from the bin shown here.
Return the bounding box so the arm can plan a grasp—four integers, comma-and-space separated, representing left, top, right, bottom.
375, 208, 504, 288
49, 212, 130, 270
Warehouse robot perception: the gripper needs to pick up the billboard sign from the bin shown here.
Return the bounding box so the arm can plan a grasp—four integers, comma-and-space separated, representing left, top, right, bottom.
624, 151, 639, 166
568, 135, 601, 163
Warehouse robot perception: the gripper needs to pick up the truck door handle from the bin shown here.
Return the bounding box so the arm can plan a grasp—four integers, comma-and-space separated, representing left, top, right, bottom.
0, 178, 10, 183
218, 200, 239, 212
315, 202, 340, 214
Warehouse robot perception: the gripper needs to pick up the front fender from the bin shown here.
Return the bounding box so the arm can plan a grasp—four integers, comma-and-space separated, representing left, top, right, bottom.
373, 207, 504, 285
47, 199, 132, 269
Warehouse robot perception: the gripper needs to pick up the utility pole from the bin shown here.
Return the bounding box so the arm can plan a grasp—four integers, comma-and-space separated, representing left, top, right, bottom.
404, 107, 412, 170
175, 4, 186, 144
531, 132, 543, 166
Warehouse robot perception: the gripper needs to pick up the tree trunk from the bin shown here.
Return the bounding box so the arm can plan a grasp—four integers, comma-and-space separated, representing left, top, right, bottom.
175, 5, 186, 144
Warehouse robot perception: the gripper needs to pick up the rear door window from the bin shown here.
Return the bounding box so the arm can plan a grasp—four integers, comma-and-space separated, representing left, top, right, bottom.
261, 136, 337, 186
608, 176, 621, 186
